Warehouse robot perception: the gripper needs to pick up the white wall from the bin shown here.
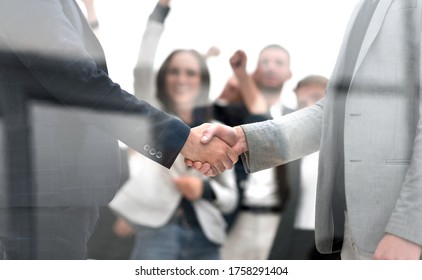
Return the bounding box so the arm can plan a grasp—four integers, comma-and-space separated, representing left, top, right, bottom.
79, 0, 361, 108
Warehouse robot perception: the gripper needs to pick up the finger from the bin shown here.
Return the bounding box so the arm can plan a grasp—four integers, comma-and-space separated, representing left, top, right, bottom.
184, 158, 194, 167
201, 124, 237, 146
200, 127, 216, 144
199, 163, 211, 174
239, 50, 246, 59
226, 148, 239, 165
214, 162, 225, 173
222, 154, 234, 170
193, 161, 203, 170
212, 166, 219, 176
204, 169, 214, 177
205, 166, 219, 177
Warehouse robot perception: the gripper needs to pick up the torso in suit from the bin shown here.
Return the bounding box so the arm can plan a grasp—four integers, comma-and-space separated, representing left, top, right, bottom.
0, 0, 189, 259
0, 0, 190, 207
241, 0, 422, 255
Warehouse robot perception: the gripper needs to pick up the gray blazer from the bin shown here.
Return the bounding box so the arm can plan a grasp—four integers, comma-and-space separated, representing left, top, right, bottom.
241, 0, 422, 254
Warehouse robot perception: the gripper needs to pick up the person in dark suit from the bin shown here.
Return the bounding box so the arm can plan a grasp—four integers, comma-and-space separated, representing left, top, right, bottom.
0, 0, 237, 259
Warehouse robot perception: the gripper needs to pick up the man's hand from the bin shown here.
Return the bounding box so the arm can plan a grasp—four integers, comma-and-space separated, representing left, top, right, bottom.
81, 0, 95, 7
230, 49, 247, 74
203, 46, 221, 60
180, 124, 238, 175
230, 50, 268, 114
158, 0, 171, 7
373, 233, 422, 259
185, 123, 248, 176
112, 218, 134, 239
81, 0, 99, 31
173, 176, 203, 201
201, 124, 247, 155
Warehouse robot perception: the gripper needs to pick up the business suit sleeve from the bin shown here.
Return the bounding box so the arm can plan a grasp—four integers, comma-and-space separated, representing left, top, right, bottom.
0, 0, 189, 168
241, 99, 324, 173
386, 64, 422, 246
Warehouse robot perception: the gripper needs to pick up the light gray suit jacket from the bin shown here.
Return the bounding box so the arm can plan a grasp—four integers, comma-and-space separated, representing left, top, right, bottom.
241, 0, 422, 254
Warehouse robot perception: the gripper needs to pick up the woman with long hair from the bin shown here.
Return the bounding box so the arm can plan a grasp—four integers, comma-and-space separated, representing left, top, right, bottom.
109, 0, 236, 260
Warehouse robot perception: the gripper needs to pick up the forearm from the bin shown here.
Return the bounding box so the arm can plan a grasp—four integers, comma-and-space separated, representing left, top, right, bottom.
236, 71, 268, 114
241, 102, 323, 173
133, 2, 170, 102
84, 1, 98, 28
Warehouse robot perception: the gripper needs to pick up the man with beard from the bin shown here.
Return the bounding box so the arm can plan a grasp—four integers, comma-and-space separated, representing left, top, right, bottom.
213, 46, 292, 259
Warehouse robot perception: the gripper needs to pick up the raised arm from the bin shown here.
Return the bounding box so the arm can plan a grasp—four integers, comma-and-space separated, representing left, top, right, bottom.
229, 50, 268, 114
80, 0, 100, 38
133, 0, 171, 106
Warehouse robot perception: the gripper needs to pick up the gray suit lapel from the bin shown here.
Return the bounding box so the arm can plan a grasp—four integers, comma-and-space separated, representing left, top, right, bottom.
353, 0, 393, 77
326, 0, 364, 88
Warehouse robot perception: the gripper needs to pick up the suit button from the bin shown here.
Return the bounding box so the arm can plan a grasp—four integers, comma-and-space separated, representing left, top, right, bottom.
143, 145, 151, 152
149, 148, 156, 156
156, 151, 162, 159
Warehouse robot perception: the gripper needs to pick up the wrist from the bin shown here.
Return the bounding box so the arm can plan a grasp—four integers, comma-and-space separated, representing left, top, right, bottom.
235, 126, 248, 154
180, 131, 193, 159
234, 70, 249, 81
150, 2, 170, 23
89, 19, 99, 29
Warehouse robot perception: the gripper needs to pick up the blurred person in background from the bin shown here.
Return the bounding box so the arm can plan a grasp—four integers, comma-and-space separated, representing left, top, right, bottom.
109, 0, 237, 260
268, 75, 340, 260
216, 48, 292, 260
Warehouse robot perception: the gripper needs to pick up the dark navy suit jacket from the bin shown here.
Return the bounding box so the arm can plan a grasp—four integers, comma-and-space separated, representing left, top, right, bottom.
0, 0, 190, 207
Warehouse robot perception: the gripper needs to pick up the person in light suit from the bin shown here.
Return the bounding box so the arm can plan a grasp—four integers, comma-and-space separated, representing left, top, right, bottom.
192, 0, 422, 260
0, 0, 237, 259
268, 75, 341, 260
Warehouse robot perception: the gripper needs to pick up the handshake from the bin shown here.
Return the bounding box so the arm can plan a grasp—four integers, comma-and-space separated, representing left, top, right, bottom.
180, 123, 248, 176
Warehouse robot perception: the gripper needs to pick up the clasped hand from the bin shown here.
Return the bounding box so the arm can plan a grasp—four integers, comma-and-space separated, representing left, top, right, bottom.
180, 123, 247, 177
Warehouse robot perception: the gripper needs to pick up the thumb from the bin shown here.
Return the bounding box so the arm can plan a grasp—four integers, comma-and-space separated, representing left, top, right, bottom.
200, 124, 237, 146
200, 128, 214, 144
